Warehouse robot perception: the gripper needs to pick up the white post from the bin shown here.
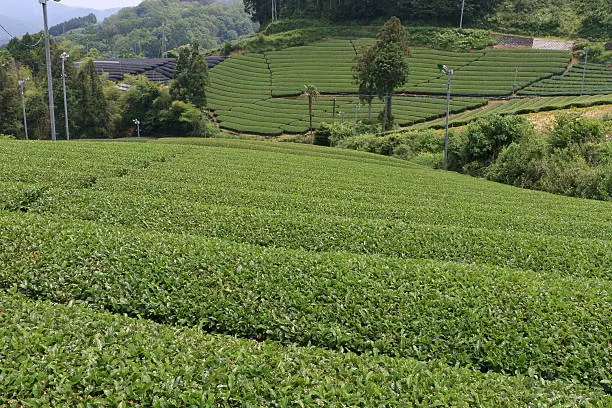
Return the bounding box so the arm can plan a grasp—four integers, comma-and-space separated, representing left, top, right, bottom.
459, 0, 466, 28
18, 78, 29, 140
60, 52, 70, 140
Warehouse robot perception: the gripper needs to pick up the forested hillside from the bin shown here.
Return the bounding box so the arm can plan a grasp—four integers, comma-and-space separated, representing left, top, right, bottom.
244, 0, 611, 40
57, 0, 257, 58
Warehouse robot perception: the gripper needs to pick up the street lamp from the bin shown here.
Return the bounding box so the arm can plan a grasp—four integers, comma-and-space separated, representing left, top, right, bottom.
133, 119, 141, 137
39, 0, 61, 141
60, 52, 70, 140
18, 78, 29, 140
439, 64, 454, 170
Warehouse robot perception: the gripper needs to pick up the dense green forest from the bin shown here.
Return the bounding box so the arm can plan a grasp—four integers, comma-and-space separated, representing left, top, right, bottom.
244, 0, 611, 39
0, 35, 214, 141
49, 14, 97, 37
56, 0, 258, 58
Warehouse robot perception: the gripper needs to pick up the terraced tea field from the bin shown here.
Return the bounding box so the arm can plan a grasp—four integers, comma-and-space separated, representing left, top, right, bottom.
522, 63, 612, 95
411, 93, 612, 129
206, 38, 612, 135
0, 138, 610, 405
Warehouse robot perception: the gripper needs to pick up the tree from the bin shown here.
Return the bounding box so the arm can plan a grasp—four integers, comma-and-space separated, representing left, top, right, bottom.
353, 17, 410, 131
72, 59, 111, 138
0, 62, 21, 137
302, 84, 319, 131
169, 43, 209, 108
353, 45, 376, 121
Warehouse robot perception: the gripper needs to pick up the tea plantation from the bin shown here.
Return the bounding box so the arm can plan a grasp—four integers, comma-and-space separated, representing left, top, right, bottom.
0, 138, 610, 405
206, 38, 612, 134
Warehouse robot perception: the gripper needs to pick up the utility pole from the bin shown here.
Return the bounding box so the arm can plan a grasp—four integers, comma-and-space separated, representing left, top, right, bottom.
459, 0, 466, 28
18, 78, 29, 140
439, 64, 454, 170
133, 119, 141, 137
161, 21, 167, 58
39, 0, 60, 141
332, 98, 336, 121
581, 47, 589, 95
271, 0, 277, 21
60, 52, 70, 140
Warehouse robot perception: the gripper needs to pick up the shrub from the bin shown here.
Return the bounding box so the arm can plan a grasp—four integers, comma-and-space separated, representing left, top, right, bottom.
460, 114, 533, 174
486, 135, 547, 188
548, 113, 605, 150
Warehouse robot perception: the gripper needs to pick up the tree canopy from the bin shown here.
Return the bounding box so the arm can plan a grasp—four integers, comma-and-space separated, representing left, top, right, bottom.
353, 17, 410, 131
56, 0, 258, 58
243, 0, 611, 40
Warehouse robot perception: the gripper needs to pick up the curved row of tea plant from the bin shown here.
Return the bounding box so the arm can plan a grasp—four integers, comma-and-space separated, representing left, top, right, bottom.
207, 38, 577, 134
2, 290, 607, 407
412, 94, 612, 129
2, 142, 608, 276
521, 63, 612, 95
1, 212, 610, 389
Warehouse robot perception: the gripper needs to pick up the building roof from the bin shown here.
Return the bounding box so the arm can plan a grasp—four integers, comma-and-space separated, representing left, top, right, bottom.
76, 57, 226, 83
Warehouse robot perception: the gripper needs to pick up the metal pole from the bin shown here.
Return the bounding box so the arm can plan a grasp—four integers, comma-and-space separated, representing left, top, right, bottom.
444, 68, 453, 170
41, 0, 57, 141
133, 119, 141, 137
459, 0, 466, 28
332, 98, 336, 121
19, 79, 29, 140
581, 47, 588, 96
60, 52, 70, 140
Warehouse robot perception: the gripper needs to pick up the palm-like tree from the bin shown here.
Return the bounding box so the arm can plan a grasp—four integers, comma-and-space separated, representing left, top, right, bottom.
302, 84, 319, 131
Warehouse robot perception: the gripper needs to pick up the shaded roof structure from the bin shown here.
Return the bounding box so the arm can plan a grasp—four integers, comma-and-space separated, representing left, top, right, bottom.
76, 57, 227, 84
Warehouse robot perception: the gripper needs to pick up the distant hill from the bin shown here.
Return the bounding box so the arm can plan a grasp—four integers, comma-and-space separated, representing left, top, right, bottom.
0, 2, 119, 45
57, 0, 258, 58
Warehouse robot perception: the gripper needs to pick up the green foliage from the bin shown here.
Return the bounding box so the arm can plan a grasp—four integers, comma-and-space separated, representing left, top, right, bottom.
484, 114, 611, 200
245, 0, 502, 27
169, 43, 209, 108
338, 129, 443, 158
354, 17, 410, 131
548, 113, 605, 149
0, 64, 21, 137
72, 59, 111, 138
57, 1, 257, 58
0, 138, 609, 396
457, 114, 534, 174
1, 290, 607, 406
48, 13, 97, 37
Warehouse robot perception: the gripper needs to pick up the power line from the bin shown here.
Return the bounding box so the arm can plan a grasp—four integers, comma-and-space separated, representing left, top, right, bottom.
0, 23, 14, 39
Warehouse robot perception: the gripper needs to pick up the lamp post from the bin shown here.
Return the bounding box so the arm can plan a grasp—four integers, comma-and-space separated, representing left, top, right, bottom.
39, 0, 61, 141
133, 119, 141, 137
439, 64, 454, 170
581, 47, 589, 95
60, 52, 70, 140
18, 78, 29, 140
459, 0, 466, 28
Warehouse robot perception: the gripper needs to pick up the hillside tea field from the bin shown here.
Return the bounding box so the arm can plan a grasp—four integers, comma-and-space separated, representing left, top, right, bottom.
206, 37, 612, 135
0, 139, 610, 406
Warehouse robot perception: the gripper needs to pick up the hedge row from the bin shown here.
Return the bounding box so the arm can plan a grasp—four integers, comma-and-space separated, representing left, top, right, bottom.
2, 290, 607, 407
0, 212, 610, 389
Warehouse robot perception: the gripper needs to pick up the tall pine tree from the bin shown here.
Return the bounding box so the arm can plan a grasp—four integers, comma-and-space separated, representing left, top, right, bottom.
169, 43, 208, 108
73, 59, 110, 138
